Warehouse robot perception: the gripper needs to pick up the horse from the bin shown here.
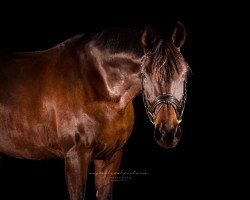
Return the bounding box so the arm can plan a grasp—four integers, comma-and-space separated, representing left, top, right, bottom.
0, 22, 190, 200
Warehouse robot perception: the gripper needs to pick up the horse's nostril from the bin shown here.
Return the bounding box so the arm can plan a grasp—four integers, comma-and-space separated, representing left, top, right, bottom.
175, 126, 182, 139
158, 123, 164, 133
154, 128, 162, 141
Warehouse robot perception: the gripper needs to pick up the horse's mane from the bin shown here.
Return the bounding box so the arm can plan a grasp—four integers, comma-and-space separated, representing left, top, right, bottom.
92, 28, 144, 57
86, 28, 187, 82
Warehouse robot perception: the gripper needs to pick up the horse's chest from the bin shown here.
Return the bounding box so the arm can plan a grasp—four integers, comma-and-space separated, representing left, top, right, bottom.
88, 104, 135, 158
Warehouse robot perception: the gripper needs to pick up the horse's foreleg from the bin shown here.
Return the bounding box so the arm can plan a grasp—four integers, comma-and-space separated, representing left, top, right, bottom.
65, 147, 91, 200
94, 150, 122, 200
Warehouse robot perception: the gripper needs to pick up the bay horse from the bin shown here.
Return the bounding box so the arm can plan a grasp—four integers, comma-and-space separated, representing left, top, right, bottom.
0, 22, 190, 200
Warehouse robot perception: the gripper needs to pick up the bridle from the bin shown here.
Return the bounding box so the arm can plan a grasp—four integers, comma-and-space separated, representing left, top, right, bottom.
140, 57, 187, 125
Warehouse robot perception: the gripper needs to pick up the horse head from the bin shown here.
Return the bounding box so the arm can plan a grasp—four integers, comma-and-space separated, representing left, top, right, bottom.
140, 22, 190, 148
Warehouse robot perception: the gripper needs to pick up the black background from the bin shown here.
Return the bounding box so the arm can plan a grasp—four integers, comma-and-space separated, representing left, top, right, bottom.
0, 1, 246, 199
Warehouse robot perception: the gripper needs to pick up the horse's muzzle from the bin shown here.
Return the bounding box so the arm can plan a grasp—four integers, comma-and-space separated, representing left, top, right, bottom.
154, 124, 182, 148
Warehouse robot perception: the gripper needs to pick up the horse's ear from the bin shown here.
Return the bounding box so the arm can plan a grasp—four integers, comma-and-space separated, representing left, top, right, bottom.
171, 21, 186, 49
141, 26, 158, 51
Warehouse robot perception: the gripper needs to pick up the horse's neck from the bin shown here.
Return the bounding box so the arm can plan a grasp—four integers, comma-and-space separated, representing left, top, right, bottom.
85, 44, 142, 108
